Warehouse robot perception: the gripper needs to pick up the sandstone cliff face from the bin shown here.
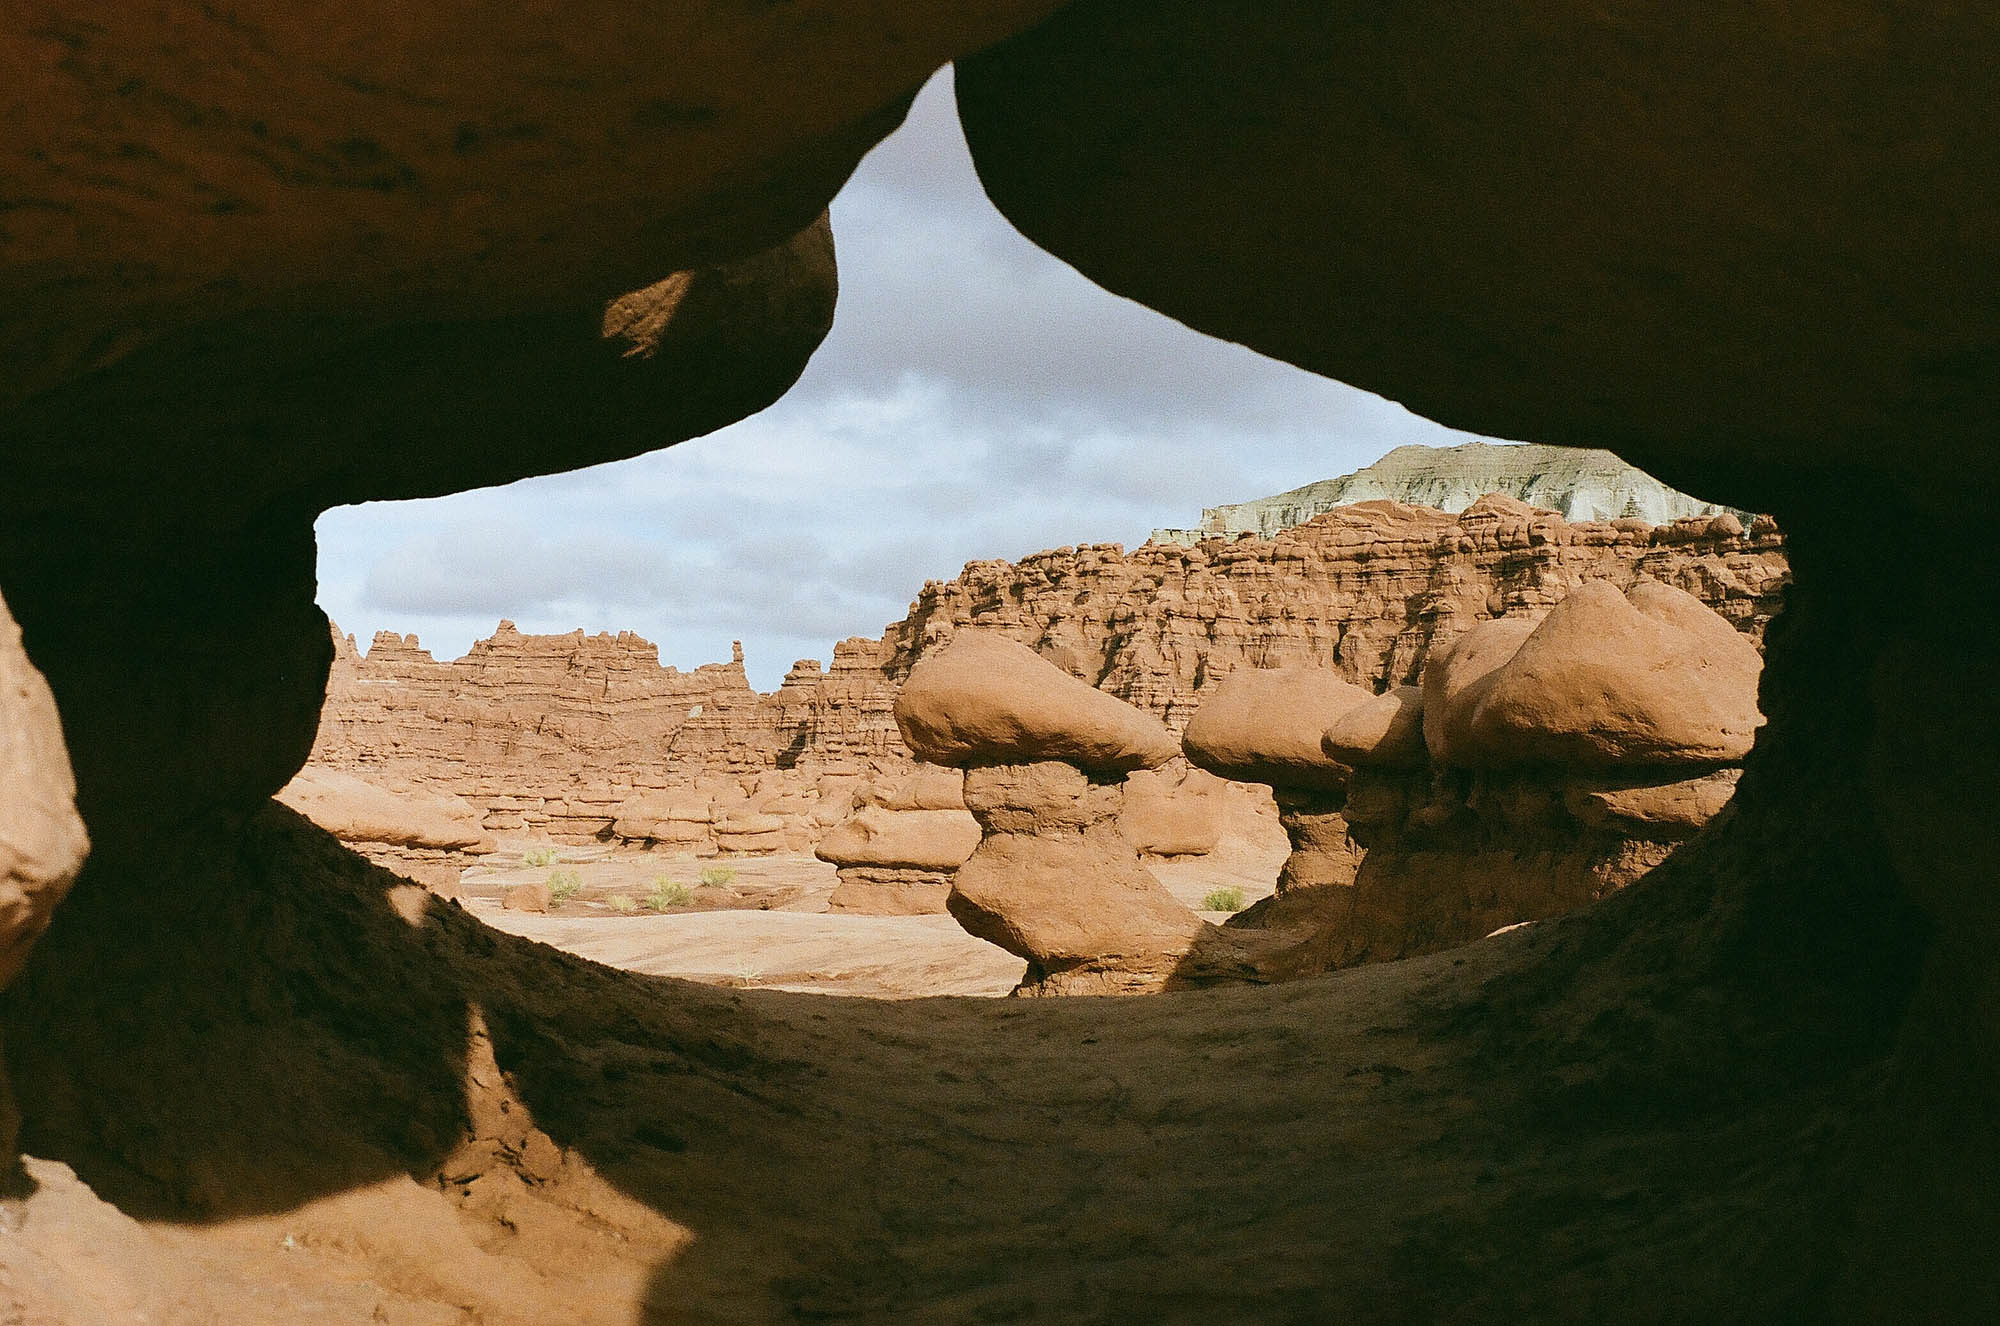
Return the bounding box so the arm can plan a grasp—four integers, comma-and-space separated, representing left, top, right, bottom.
308, 622, 772, 843
684, 496, 1786, 779
309, 499, 1787, 853
311, 500, 1788, 845
880, 498, 1783, 730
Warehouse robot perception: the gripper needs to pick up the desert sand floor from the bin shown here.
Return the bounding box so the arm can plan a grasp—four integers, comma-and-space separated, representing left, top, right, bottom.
458, 844, 1285, 997
473, 906, 1030, 997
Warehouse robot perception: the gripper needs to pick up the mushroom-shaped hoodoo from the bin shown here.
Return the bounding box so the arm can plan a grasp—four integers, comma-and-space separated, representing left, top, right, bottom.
894, 633, 1204, 995
1332, 581, 1764, 967
1447, 580, 1764, 768
896, 633, 1180, 772
1182, 667, 1373, 910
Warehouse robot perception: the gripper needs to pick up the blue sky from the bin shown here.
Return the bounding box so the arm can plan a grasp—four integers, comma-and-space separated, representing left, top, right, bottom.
314, 69, 1488, 689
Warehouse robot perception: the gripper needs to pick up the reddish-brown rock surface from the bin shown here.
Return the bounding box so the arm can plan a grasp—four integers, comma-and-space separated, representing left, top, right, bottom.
308, 500, 1787, 858
4, 4, 1994, 1316
0, 590, 88, 1056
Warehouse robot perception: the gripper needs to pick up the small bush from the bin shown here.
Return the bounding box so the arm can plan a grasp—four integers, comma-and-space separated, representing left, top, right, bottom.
1201, 887, 1246, 913
698, 865, 737, 888
546, 869, 582, 905
521, 847, 559, 868
606, 895, 638, 914
647, 877, 693, 911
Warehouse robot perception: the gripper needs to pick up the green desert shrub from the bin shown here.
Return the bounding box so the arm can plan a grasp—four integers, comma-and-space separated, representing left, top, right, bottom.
606, 894, 638, 914
546, 869, 583, 905
698, 865, 737, 888
647, 878, 693, 911
1201, 887, 1246, 913
521, 846, 559, 868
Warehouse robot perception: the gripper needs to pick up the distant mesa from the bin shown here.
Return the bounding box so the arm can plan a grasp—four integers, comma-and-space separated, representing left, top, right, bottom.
1150, 441, 1742, 544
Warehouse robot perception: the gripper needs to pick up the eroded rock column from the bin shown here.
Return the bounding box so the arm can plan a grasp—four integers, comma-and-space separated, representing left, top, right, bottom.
894, 632, 1206, 994
1181, 667, 1372, 931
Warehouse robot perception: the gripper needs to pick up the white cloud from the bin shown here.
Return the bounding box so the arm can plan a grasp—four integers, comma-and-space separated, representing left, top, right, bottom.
316, 68, 1492, 687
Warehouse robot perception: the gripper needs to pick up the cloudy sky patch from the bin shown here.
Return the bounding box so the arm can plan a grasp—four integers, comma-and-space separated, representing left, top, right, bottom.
316, 69, 1492, 688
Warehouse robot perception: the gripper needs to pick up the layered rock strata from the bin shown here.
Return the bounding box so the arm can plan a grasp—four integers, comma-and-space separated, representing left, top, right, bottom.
896, 635, 1208, 994
308, 498, 1786, 861
310, 623, 874, 853
815, 768, 980, 915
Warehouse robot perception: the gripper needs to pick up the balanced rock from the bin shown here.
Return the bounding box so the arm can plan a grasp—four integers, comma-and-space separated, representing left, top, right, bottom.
816, 806, 980, 873
895, 633, 1179, 772
1181, 666, 1372, 791
1449, 580, 1764, 768
1328, 583, 1763, 965
1184, 667, 1372, 929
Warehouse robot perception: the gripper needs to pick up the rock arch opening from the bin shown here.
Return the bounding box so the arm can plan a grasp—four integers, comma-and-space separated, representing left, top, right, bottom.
2, 7, 1994, 1321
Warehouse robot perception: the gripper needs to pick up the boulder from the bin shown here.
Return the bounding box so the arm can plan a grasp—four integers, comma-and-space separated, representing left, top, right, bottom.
1419, 615, 1543, 766
275, 769, 494, 853
815, 806, 981, 872
1450, 580, 1763, 768
895, 633, 1178, 772
1181, 666, 1373, 790
1321, 685, 1427, 769
1, 590, 90, 990
501, 883, 551, 914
